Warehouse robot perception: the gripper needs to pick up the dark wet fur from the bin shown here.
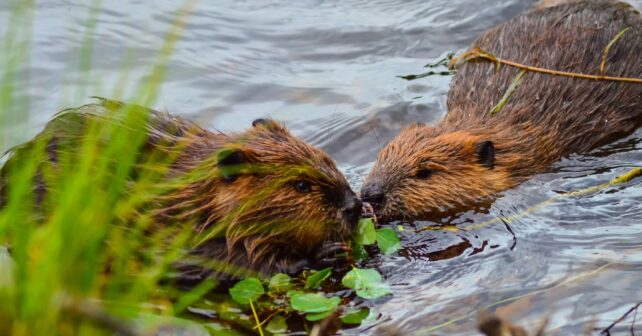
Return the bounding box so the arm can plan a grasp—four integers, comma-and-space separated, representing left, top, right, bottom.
363, 1, 642, 221
0, 98, 361, 283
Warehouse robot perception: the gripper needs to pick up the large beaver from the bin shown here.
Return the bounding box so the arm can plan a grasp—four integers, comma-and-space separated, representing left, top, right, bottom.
361, 0, 642, 221
0, 98, 361, 281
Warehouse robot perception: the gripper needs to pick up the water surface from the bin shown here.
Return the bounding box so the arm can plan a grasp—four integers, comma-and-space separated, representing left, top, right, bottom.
1, 0, 641, 334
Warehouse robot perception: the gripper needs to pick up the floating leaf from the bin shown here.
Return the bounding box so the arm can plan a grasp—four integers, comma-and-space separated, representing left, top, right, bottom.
306, 309, 336, 322
342, 268, 390, 300
288, 291, 341, 313
305, 267, 332, 289
341, 308, 370, 325
376, 228, 401, 254
356, 218, 376, 245
229, 278, 264, 304
268, 273, 291, 292
265, 315, 287, 334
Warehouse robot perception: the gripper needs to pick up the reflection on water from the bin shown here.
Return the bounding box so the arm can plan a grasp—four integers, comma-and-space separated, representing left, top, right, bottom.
1, 0, 642, 334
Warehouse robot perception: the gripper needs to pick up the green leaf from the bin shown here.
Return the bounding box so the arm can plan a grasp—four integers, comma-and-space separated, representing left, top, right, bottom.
304, 267, 332, 289
229, 278, 264, 304
268, 273, 291, 292
265, 315, 287, 334
306, 309, 336, 321
375, 228, 401, 254
356, 218, 376, 245
340, 308, 370, 325
342, 268, 390, 300
288, 291, 341, 313
352, 243, 368, 261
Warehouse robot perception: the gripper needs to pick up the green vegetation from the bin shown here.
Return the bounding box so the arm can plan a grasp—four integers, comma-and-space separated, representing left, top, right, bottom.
0, 2, 401, 335
0, 1, 221, 335
224, 265, 384, 329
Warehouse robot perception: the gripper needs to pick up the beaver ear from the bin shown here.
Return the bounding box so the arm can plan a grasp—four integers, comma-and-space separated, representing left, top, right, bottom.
251, 118, 284, 130
475, 140, 495, 169
251, 118, 290, 140
252, 118, 287, 131
252, 118, 269, 127
217, 148, 247, 182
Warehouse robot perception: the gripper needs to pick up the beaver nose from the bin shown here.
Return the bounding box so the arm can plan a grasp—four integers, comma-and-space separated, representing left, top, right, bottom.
342, 192, 362, 224
361, 184, 385, 207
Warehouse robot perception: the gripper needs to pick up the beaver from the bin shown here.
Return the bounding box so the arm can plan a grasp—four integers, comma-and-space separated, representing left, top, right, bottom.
361, 0, 642, 221
0, 98, 362, 282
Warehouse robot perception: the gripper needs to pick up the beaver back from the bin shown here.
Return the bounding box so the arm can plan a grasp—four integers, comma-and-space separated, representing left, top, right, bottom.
446, 0, 642, 154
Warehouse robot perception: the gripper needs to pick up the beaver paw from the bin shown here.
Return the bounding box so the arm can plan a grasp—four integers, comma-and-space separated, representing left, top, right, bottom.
314, 242, 354, 270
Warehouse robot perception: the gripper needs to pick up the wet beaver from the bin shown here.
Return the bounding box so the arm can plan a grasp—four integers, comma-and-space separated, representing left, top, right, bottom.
0, 98, 362, 281
361, 0, 642, 221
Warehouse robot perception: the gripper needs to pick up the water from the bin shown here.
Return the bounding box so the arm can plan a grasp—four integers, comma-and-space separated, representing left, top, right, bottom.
2, 0, 642, 334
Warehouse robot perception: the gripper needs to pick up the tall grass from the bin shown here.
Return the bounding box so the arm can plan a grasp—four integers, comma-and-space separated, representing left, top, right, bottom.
0, 1, 222, 335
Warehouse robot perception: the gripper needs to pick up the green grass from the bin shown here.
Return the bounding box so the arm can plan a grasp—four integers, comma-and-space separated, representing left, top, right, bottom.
0, 1, 219, 335
0, 2, 393, 335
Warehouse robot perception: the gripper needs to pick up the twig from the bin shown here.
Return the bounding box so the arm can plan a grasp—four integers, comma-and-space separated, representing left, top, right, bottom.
416, 167, 642, 233
310, 311, 341, 336
600, 27, 630, 76
249, 300, 265, 336
632, 305, 639, 335
490, 69, 527, 114
398, 70, 453, 81
449, 47, 642, 83
477, 312, 528, 336
253, 309, 284, 329
600, 302, 641, 335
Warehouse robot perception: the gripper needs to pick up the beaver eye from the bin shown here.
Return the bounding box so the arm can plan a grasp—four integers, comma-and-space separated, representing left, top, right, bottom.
415, 168, 433, 179
293, 180, 312, 193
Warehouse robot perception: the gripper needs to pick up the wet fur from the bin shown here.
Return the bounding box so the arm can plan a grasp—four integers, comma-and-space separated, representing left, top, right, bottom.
1, 98, 360, 281
363, 0, 642, 221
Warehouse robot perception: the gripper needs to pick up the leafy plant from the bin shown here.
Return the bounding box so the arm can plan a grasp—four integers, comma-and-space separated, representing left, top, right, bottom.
355, 217, 402, 255
342, 268, 391, 300
229, 278, 265, 305
376, 228, 401, 254
304, 267, 332, 289
268, 273, 291, 292
340, 307, 370, 325
226, 263, 388, 330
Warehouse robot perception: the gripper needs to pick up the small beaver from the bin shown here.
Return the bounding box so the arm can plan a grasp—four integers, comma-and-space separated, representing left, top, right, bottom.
362, 0, 642, 221
0, 98, 361, 281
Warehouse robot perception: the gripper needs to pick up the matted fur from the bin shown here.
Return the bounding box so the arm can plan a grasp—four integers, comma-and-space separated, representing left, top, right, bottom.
363, 0, 642, 221
1, 98, 361, 281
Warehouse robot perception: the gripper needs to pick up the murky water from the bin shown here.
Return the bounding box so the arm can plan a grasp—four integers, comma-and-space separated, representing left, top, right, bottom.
2, 0, 642, 334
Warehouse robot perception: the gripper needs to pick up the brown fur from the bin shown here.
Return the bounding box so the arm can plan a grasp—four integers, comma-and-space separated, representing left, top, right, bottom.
0, 98, 361, 281
362, 0, 642, 221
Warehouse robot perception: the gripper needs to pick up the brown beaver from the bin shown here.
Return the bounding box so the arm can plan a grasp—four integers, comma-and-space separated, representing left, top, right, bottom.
361, 0, 642, 221
0, 98, 361, 282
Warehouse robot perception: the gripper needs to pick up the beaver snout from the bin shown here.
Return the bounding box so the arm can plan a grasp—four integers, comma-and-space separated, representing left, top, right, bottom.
360, 182, 385, 209
342, 191, 363, 225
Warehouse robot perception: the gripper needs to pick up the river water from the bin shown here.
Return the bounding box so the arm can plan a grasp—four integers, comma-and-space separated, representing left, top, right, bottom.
1, 0, 641, 335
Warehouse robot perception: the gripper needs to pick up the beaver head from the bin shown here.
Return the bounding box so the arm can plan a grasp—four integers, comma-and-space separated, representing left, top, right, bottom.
161, 117, 362, 275
360, 124, 512, 222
